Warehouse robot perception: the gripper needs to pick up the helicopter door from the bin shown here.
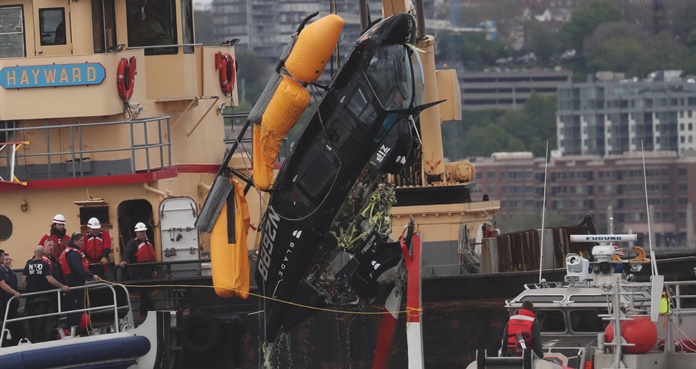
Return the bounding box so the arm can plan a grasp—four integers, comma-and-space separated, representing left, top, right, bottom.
33, 0, 72, 56
159, 197, 200, 278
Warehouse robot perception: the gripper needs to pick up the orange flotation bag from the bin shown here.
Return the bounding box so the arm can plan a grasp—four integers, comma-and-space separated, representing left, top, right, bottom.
285, 14, 344, 83
253, 75, 310, 190
210, 178, 251, 298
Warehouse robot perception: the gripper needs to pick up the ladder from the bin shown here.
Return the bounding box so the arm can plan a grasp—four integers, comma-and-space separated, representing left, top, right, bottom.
0, 141, 29, 186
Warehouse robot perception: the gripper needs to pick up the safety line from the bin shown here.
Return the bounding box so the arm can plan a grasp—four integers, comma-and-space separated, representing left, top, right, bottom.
101, 280, 418, 316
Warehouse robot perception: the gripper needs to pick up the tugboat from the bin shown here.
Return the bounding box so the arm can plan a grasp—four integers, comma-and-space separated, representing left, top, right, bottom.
0, 0, 239, 367
468, 234, 696, 369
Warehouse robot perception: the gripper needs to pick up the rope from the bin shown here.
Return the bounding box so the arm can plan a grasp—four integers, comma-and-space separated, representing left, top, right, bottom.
101, 280, 417, 316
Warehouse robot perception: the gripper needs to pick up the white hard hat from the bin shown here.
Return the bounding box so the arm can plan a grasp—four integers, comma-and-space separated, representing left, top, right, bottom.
53, 214, 66, 225
87, 217, 101, 229
134, 222, 148, 232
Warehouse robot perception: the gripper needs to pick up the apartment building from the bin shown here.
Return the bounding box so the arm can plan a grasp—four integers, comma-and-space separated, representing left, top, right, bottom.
471, 151, 696, 249
557, 73, 696, 156
211, 0, 438, 61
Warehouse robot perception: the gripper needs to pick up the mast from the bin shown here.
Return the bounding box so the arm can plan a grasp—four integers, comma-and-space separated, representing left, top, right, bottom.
382, 0, 455, 184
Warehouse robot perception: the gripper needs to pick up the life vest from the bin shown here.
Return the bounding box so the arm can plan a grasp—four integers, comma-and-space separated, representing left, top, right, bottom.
660, 296, 671, 314
135, 240, 156, 263
59, 246, 90, 277
84, 231, 109, 263
506, 308, 536, 350
41, 255, 53, 274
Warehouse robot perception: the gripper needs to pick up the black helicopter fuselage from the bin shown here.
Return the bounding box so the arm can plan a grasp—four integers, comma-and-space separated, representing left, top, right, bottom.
255, 12, 423, 342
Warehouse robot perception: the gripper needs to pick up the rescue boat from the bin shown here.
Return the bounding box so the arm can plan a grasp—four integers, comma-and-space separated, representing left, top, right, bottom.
0, 283, 176, 369
468, 234, 696, 369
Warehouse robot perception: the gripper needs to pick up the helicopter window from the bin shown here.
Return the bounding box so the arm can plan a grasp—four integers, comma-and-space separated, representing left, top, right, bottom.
536, 310, 565, 333
365, 45, 413, 111
347, 88, 369, 118
570, 309, 608, 333
296, 145, 338, 204
126, 0, 178, 55
410, 49, 424, 106
0, 6, 25, 57
91, 0, 117, 53
39, 8, 66, 46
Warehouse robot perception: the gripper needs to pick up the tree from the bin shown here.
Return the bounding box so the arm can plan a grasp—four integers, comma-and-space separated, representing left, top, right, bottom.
559, 0, 621, 54
588, 39, 647, 76
461, 124, 513, 157
521, 93, 557, 156
525, 22, 560, 64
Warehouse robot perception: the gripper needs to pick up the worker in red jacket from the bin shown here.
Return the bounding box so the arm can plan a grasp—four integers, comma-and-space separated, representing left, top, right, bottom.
83, 217, 111, 278
120, 222, 157, 317
502, 301, 544, 358
38, 214, 70, 258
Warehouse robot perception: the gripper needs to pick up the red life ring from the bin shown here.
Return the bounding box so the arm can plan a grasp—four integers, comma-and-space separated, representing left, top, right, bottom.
215, 52, 236, 95
117, 56, 137, 101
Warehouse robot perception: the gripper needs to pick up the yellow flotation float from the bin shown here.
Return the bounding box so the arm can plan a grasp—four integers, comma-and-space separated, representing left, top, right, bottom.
210, 178, 251, 298
252, 14, 344, 191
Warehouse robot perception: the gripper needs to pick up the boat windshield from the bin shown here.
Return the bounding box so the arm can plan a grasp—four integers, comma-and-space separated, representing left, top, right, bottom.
570, 309, 608, 333
536, 310, 565, 333
365, 45, 415, 111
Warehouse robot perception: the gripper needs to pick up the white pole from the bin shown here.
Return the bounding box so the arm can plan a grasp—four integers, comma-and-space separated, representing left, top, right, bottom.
539, 141, 549, 283
641, 141, 658, 276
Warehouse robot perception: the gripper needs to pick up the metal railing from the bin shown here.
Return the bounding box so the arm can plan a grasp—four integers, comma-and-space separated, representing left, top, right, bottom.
0, 282, 134, 344
0, 117, 171, 180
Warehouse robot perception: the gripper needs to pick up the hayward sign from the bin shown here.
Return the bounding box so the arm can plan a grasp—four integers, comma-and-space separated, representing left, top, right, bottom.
0, 63, 106, 89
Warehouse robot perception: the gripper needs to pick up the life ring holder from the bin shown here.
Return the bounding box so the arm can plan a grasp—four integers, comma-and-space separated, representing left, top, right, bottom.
215, 52, 236, 96
117, 56, 137, 102
182, 311, 221, 353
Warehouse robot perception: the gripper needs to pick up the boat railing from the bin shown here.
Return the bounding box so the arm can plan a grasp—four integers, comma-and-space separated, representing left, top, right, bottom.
0, 117, 171, 180
0, 282, 134, 344
666, 280, 696, 314
127, 43, 200, 56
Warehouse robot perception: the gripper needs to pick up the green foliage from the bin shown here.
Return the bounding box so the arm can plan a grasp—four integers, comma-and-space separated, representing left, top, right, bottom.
525, 22, 559, 64
436, 32, 509, 69
443, 93, 557, 160
559, 0, 621, 53
583, 22, 687, 78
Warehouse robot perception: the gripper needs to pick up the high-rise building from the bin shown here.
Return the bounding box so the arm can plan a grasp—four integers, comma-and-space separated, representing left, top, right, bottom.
557, 72, 696, 157
211, 0, 440, 61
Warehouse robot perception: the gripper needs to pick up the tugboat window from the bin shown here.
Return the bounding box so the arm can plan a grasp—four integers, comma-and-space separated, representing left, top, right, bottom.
39, 8, 66, 46
91, 0, 117, 53
0, 215, 12, 242
180, 0, 194, 54
126, 0, 178, 55
0, 6, 25, 57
